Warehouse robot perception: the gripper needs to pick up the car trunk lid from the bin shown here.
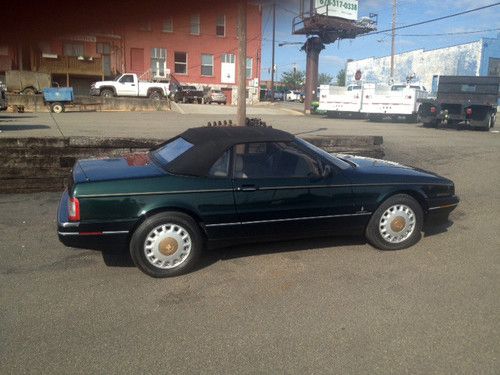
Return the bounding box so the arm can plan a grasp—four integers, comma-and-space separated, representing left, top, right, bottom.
72, 153, 164, 184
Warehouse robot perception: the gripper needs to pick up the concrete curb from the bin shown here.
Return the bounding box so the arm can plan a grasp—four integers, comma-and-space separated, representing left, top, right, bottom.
278, 108, 305, 116
169, 101, 185, 114
0, 135, 383, 193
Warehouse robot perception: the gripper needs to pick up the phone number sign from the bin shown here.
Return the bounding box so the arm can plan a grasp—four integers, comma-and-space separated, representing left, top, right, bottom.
315, 0, 359, 21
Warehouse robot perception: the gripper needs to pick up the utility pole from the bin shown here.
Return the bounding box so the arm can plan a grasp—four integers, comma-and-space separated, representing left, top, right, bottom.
270, 2, 276, 102
390, 0, 397, 81
237, 0, 247, 126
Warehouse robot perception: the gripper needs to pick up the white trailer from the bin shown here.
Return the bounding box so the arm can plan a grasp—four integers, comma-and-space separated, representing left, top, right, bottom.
362, 84, 428, 122
318, 84, 364, 117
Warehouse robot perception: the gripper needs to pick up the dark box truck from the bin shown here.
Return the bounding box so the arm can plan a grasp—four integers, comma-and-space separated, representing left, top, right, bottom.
418, 76, 499, 130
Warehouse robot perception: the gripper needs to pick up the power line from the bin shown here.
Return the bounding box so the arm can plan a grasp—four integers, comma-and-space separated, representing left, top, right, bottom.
361, 2, 500, 37
396, 28, 500, 37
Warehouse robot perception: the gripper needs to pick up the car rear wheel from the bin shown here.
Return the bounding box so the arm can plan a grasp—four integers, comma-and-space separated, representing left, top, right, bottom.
365, 194, 423, 250
149, 90, 162, 100
100, 89, 114, 98
130, 212, 203, 277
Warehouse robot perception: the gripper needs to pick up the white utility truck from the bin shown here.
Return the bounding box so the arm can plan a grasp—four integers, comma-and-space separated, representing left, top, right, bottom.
362, 84, 428, 122
90, 73, 170, 99
318, 84, 363, 117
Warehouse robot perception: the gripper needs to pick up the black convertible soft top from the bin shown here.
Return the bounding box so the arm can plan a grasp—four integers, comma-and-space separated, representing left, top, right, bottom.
160, 126, 295, 176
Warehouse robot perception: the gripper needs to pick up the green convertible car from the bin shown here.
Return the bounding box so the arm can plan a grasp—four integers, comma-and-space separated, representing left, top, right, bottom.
58, 125, 459, 277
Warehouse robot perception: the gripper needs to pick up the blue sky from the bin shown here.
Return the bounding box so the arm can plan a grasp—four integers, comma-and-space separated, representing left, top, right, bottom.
260, 0, 500, 81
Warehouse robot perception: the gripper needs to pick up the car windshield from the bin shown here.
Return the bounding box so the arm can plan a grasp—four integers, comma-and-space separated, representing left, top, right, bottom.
295, 138, 352, 170
151, 137, 194, 166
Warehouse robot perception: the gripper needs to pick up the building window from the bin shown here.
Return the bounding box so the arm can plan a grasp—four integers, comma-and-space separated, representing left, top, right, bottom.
201, 54, 214, 76
190, 14, 200, 35
246, 57, 253, 79
174, 52, 187, 74
162, 17, 173, 32
151, 48, 167, 78
139, 21, 152, 31
216, 15, 225, 37
221, 53, 235, 64
96, 42, 111, 54
63, 42, 84, 57
37, 42, 51, 54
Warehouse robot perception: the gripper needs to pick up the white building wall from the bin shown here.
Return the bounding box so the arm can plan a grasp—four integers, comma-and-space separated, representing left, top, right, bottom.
346, 41, 483, 90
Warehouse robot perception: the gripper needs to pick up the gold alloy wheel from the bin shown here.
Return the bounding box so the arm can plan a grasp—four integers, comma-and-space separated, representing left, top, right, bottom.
379, 204, 416, 244
144, 224, 192, 269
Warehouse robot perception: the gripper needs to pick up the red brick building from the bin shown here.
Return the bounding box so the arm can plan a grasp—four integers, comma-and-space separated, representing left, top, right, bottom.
0, 1, 262, 103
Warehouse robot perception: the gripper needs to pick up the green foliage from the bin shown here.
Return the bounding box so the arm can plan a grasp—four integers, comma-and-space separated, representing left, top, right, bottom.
318, 73, 334, 85
336, 69, 346, 86
281, 69, 305, 90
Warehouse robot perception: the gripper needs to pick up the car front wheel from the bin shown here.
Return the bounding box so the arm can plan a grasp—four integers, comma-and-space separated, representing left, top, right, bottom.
130, 212, 203, 277
365, 194, 423, 250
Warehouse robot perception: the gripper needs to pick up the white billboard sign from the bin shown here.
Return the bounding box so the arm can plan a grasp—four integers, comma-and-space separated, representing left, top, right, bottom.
315, 0, 359, 21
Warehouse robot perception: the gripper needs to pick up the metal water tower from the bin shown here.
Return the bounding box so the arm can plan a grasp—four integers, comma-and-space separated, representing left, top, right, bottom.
292, 0, 376, 113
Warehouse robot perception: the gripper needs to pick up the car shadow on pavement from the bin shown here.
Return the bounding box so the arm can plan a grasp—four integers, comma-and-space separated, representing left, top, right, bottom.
0, 124, 50, 131
423, 219, 454, 237
0, 115, 37, 120
93, 235, 367, 272
92, 228, 449, 273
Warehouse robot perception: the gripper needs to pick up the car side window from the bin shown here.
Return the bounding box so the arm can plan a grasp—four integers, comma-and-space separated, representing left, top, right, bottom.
208, 150, 231, 178
119, 75, 134, 83
233, 141, 320, 179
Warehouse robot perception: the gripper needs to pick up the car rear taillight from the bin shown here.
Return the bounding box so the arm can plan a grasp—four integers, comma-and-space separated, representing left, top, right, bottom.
466, 108, 472, 116
430, 106, 437, 113
68, 197, 80, 221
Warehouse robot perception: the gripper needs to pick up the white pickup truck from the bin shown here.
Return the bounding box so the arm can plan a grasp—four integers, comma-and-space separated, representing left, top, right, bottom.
90, 73, 169, 99
318, 84, 363, 117
362, 84, 428, 122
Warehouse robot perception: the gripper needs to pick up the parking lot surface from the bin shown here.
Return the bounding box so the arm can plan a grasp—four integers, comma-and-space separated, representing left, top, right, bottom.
1, 112, 499, 374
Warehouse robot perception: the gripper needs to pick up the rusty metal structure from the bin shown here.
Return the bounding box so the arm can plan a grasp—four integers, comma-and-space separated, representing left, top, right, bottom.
292, 0, 376, 113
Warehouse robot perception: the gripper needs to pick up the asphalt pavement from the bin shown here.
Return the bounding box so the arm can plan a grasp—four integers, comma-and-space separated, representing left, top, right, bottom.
0, 112, 499, 374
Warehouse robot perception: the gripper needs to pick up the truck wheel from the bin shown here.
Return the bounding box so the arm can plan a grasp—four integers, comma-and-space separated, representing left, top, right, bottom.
149, 90, 162, 100
481, 114, 494, 131
21, 87, 36, 95
50, 102, 65, 113
422, 120, 437, 128
100, 89, 114, 98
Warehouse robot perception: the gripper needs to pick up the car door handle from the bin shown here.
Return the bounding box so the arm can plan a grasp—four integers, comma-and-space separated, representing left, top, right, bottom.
237, 185, 258, 192
131, 84, 136, 86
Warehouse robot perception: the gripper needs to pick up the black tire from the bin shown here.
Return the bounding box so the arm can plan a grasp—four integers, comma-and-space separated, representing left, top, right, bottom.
100, 89, 114, 98
21, 87, 36, 95
50, 102, 65, 113
149, 90, 162, 100
365, 194, 423, 251
129, 212, 203, 277
422, 120, 437, 128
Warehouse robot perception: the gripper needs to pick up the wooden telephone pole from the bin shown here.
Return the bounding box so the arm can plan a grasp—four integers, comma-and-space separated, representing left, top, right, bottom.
390, 0, 397, 81
237, 0, 247, 126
